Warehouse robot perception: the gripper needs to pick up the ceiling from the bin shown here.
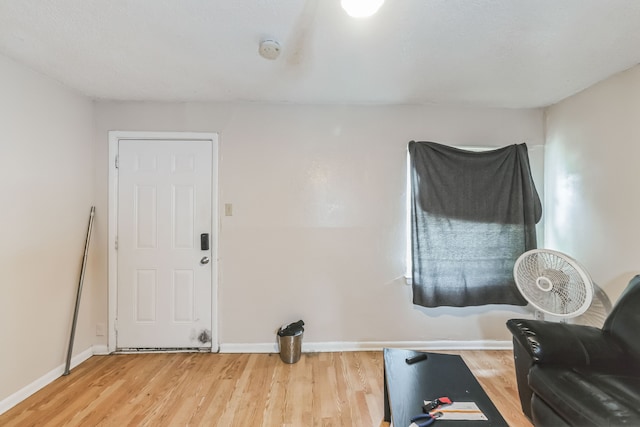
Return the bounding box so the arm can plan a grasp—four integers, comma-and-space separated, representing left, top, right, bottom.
1, 0, 639, 108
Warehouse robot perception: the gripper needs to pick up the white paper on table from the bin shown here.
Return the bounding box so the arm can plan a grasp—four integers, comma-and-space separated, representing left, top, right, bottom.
424, 401, 488, 421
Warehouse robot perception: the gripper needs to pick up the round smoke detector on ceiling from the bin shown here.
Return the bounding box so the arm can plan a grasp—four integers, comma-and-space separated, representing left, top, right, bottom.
259, 40, 281, 60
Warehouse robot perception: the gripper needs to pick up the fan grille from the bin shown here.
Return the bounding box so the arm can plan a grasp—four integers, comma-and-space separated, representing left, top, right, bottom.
514, 250, 593, 317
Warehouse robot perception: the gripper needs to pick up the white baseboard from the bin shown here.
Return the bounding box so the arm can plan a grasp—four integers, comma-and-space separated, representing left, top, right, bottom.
219, 340, 513, 353
219, 342, 279, 353
0, 345, 103, 415
92, 345, 110, 355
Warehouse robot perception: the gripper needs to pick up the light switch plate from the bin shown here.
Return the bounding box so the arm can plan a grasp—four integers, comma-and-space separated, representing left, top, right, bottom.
96, 323, 106, 336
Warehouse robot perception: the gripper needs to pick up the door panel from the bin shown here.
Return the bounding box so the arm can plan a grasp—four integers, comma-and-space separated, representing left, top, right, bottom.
117, 139, 213, 349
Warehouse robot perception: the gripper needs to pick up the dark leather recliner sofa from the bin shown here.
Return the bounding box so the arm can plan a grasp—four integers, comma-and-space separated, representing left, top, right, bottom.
506, 275, 640, 426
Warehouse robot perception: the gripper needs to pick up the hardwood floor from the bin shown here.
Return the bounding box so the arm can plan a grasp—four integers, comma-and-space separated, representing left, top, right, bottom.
0, 350, 531, 427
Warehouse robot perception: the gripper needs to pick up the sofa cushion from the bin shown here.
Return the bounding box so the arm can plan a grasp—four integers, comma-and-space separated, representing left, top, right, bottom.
529, 365, 640, 426
531, 394, 570, 427
604, 275, 640, 361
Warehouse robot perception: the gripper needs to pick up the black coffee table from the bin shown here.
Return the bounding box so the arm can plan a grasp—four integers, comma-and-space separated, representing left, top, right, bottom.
383, 348, 508, 426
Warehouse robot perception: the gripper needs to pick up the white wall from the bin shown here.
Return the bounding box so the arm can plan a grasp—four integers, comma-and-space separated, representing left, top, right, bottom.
545, 64, 640, 301
0, 54, 94, 404
93, 102, 543, 350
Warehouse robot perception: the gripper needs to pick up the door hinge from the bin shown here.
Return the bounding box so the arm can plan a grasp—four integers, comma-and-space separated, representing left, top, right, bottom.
115, 236, 118, 250
115, 155, 119, 169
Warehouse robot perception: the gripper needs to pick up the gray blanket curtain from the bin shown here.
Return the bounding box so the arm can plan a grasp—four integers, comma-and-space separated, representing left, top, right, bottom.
409, 141, 542, 307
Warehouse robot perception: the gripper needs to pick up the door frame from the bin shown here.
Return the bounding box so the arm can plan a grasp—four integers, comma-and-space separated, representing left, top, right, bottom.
108, 131, 219, 353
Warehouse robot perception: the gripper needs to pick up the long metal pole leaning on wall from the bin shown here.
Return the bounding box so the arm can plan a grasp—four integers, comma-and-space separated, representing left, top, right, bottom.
63, 206, 95, 376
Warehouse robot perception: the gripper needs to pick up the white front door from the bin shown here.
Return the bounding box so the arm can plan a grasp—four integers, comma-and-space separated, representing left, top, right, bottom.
115, 137, 216, 350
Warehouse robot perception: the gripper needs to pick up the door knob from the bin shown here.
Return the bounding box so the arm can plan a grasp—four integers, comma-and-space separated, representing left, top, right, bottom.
200, 256, 210, 265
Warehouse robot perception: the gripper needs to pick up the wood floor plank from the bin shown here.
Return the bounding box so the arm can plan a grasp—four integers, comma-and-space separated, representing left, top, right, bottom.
0, 350, 531, 427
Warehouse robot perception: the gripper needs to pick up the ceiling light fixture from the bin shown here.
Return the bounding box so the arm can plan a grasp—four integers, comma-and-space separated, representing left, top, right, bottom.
341, 0, 384, 18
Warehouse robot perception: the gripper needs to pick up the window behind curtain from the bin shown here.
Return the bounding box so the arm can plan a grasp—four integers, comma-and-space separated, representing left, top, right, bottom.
409, 141, 542, 308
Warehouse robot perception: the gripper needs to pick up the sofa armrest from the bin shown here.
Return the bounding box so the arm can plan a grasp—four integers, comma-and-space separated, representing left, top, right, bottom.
506, 319, 628, 369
